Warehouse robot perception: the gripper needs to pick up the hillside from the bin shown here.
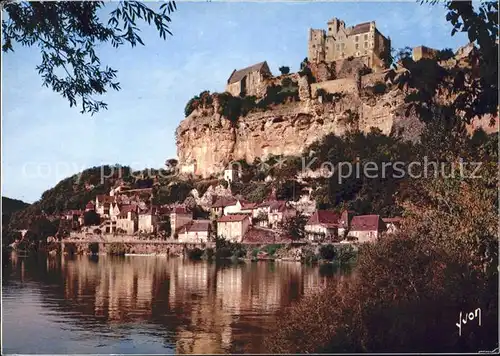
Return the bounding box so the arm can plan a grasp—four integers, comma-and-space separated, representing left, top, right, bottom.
2, 197, 30, 216
176, 49, 498, 178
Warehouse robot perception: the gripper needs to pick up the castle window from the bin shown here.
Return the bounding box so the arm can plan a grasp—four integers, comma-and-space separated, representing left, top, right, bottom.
329, 27, 332, 31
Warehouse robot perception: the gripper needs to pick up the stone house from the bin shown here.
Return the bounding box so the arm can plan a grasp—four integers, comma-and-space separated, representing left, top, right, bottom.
348, 215, 386, 242
95, 195, 114, 217
217, 214, 251, 243
226, 61, 272, 97
308, 18, 390, 70
305, 210, 340, 242
178, 220, 211, 243
116, 205, 138, 235
268, 201, 296, 229
170, 206, 193, 237
138, 209, 158, 234
210, 197, 237, 218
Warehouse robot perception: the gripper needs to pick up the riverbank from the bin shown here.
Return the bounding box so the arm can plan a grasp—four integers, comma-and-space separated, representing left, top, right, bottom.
8, 239, 358, 266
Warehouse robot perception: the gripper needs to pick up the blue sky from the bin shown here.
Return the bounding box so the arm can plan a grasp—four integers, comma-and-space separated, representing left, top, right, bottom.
2, 1, 469, 203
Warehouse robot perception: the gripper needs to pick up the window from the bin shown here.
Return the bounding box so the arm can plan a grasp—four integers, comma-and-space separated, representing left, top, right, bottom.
364, 34, 368, 40
355, 44, 359, 50
312, 44, 316, 48
329, 27, 332, 31
364, 41, 368, 48
364, 50, 368, 55
336, 44, 340, 50
341, 52, 345, 58
355, 36, 359, 42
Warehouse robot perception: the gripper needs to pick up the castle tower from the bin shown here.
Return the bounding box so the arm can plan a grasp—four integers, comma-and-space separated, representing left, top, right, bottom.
308, 29, 326, 63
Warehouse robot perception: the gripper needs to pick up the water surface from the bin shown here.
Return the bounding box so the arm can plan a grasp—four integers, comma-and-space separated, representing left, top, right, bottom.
2, 253, 350, 354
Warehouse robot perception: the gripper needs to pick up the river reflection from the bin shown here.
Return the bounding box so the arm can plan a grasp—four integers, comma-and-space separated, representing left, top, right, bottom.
2, 253, 352, 354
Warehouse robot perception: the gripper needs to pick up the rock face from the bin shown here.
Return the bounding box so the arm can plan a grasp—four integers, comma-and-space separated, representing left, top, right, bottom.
176, 74, 424, 178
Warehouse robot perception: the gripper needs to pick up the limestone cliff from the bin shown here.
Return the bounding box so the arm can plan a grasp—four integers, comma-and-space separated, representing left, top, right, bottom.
176, 71, 424, 178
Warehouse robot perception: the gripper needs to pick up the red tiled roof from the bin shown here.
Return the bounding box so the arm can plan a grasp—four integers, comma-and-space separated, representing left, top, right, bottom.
241, 202, 257, 210
212, 197, 237, 208
218, 214, 250, 223
120, 204, 137, 214
86, 201, 95, 208
66, 210, 83, 216
349, 22, 371, 36
351, 215, 384, 231
184, 220, 211, 233
382, 217, 403, 223
306, 210, 340, 226
172, 206, 190, 214
96, 195, 114, 203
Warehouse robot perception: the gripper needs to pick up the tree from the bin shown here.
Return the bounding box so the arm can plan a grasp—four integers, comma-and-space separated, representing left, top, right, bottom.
282, 214, 308, 241
83, 210, 100, 226
278, 66, 290, 75
2, 1, 177, 115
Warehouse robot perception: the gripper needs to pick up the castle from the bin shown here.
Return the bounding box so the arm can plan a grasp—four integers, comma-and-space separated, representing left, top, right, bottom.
308, 18, 391, 70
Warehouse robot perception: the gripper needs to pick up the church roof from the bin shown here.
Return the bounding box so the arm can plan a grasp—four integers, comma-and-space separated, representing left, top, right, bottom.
227, 61, 269, 85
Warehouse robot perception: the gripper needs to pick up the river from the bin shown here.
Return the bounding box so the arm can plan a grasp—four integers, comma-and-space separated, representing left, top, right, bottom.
2, 253, 352, 354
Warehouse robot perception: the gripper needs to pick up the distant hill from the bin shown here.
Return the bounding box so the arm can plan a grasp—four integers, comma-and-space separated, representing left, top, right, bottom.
2, 196, 30, 216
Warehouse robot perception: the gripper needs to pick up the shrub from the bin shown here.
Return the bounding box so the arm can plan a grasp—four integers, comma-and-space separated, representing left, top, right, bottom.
319, 244, 336, 260
108, 242, 126, 256
215, 235, 246, 259
64, 242, 77, 256
252, 248, 259, 258
336, 245, 357, 265
279, 66, 290, 75
301, 249, 318, 265
89, 242, 99, 255
187, 247, 204, 260
202, 247, 214, 260
263, 244, 282, 256
372, 81, 387, 95
281, 77, 293, 87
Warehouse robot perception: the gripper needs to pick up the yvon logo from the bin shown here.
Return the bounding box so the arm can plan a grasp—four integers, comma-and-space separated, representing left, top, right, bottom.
456, 308, 481, 336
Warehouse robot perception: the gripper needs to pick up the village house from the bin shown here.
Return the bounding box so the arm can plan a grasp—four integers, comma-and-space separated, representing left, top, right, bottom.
109, 202, 121, 221
268, 201, 296, 229
217, 214, 251, 243
305, 210, 340, 242
138, 209, 158, 234
223, 198, 257, 216
95, 195, 114, 217
225, 61, 272, 97
224, 166, 241, 184
210, 197, 237, 218
63, 209, 83, 222
382, 217, 403, 234
178, 220, 211, 243
116, 205, 138, 235
348, 215, 386, 243
170, 206, 193, 237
